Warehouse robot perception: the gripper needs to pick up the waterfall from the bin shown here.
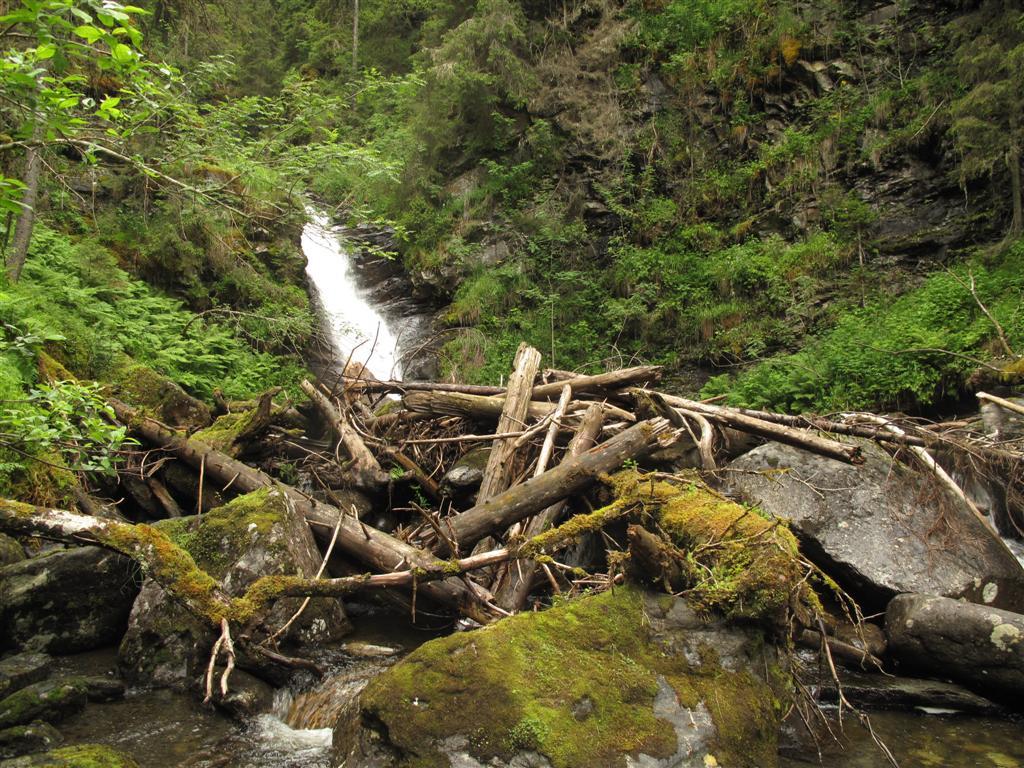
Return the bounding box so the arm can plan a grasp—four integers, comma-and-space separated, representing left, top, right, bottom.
302, 208, 402, 381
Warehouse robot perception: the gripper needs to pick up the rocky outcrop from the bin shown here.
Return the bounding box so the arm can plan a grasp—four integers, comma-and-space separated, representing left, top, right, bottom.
885, 593, 1024, 700
119, 487, 351, 690
337, 587, 789, 768
726, 440, 1024, 613
0, 547, 139, 654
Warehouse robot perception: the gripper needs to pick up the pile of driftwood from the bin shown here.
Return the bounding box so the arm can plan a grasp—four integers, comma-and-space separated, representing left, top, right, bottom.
2, 342, 1022, 687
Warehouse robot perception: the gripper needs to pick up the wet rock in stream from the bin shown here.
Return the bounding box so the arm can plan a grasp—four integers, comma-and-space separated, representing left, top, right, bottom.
0, 655, 50, 701
0, 721, 63, 760
1, 743, 139, 767
0, 548, 139, 655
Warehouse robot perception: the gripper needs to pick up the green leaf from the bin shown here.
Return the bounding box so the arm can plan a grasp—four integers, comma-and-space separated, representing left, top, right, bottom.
35, 43, 56, 60
110, 44, 134, 66
73, 25, 103, 43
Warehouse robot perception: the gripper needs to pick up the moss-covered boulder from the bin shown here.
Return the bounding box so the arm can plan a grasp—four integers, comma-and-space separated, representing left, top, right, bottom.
1, 743, 139, 767
0, 679, 88, 730
0, 721, 63, 760
0, 548, 139, 654
338, 587, 788, 768
118, 488, 350, 691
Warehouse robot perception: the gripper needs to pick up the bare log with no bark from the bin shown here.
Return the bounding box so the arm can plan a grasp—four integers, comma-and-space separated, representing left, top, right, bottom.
300, 379, 389, 489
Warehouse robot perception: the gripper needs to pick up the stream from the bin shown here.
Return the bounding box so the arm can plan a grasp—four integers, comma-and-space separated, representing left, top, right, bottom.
22, 211, 1024, 767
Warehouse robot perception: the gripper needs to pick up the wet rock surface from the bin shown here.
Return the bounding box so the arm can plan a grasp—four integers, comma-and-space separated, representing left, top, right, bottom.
885, 593, 1024, 700
815, 669, 1003, 715
0, 721, 63, 760
0, 679, 89, 730
0, 655, 51, 701
0, 547, 139, 655
726, 440, 1024, 612
0, 533, 24, 567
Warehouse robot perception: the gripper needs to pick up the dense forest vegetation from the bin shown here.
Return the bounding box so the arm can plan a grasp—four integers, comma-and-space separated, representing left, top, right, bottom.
0, 0, 1022, 504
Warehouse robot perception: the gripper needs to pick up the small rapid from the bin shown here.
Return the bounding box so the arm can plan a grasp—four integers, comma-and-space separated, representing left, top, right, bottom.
302, 208, 403, 381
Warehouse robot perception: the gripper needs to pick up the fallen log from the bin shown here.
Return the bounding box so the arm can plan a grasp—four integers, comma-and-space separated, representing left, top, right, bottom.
403, 390, 635, 425
300, 379, 388, 489
493, 400, 604, 612
631, 390, 863, 465
529, 365, 661, 400
108, 399, 496, 623
0, 501, 515, 625
435, 418, 677, 555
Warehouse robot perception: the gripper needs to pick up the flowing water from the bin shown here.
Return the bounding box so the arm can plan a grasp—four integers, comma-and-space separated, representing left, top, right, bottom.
303, 207, 430, 382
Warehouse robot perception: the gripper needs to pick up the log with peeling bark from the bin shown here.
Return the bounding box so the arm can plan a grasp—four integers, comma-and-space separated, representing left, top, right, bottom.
528, 365, 662, 400
108, 398, 497, 623
631, 390, 864, 465
300, 379, 389, 489
435, 418, 677, 555
403, 390, 636, 425
493, 400, 604, 611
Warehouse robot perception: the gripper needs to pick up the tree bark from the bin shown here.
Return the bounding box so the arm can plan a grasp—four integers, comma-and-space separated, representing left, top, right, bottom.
1008, 129, 1022, 236
436, 418, 675, 555
529, 365, 661, 400
6, 122, 43, 283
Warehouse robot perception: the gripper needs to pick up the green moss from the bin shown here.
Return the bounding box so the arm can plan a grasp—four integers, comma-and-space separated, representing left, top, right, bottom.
612, 471, 818, 625
105, 357, 211, 429
0, 680, 88, 729
363, 586, 788, 768
191, 412, 249, 452
32, 744, 139, 768
157, 487, 287, 580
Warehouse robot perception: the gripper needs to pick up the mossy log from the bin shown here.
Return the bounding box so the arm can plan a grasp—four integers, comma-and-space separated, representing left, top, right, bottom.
108, 398, 496, 623
437, 418, 677, 555
0, 501, 512, 627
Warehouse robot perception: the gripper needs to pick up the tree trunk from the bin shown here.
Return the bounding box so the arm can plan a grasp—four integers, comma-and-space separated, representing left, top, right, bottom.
1008, 135, 1022, 236
352, 0, 359, 74
6, 123, 43, 283
436, 418, 675, 555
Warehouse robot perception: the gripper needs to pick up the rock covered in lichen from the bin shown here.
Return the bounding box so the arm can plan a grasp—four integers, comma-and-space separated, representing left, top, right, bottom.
0, 679, 89, 730
0, 547, 139, 654
337, 587, 788, 768
119, 488, 350, 691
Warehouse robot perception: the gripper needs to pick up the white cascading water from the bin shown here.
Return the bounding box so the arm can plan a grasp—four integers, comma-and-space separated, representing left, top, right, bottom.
302, 208, 402, 381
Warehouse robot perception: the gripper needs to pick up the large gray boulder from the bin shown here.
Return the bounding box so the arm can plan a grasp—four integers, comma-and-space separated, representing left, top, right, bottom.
726, 441, 1024, 612
886, 593, 1024, 699
337, 587, 789, 768
119, 487, 351, 690
0, 547, 139, 654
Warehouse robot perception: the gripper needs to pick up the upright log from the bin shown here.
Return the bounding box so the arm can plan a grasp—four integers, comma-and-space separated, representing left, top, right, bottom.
478, 343, 542, 502
436, 418, 676, 555
493, 401, 604, 611
108, 399, 495, 623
